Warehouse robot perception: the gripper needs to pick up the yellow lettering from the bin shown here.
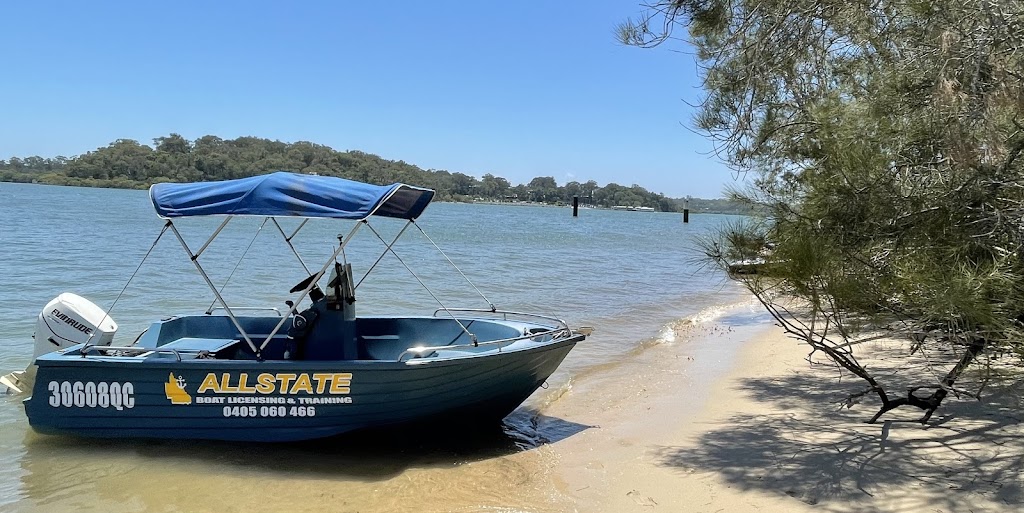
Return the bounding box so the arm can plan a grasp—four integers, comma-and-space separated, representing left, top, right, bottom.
237, 373, 256, 393
195, 372, 348, 395
276, 373, 296, 393
255, 373, 275, 394
198, 373, 220, 393
329, 373, 352, 394
289, 374, 314, 394
219, 373, 239, 393
312, 373, 332, 394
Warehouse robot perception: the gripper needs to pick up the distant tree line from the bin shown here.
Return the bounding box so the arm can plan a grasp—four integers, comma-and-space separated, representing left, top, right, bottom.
0, 134, 748, 212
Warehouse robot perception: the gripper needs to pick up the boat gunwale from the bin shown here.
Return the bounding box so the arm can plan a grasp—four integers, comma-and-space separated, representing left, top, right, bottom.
34, 334, 585, 369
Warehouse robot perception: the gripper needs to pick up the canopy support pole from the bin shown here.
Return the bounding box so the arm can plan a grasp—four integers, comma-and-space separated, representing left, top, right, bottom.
258, 221, 366, 352
354, 220, 414, 290
363, 222, 477, 345
194, 217, 232, 260
82, 222, 170, 355
167, 221, 259, 355
411, 220, 495, 311
271, 217, 312, 275
205, 217, 269, 315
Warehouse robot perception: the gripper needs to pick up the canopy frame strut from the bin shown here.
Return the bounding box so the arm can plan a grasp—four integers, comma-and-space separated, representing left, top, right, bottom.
206, 217, 269, 315
362, 221, 478, 346
167, 221, 259, 355
354, 220, 414, 291
81, 221, 171, 356
411, 220, 495, 311
256, 221, 364, 352
271, 217, 313, 275
147, 182, 499, 357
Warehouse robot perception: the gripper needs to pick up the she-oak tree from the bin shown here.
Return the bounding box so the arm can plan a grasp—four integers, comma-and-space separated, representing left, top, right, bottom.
621, 0, 1024, 422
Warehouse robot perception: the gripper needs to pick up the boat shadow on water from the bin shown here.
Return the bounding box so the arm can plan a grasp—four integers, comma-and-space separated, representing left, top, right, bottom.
20, 408, 592, 481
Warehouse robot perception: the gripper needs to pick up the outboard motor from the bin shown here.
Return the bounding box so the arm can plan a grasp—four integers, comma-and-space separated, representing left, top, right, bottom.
34, 292, 118, 357
0, 293, 117, 394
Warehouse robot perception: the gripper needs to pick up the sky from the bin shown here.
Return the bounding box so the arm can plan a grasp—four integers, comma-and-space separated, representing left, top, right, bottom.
0, 1, 740, 198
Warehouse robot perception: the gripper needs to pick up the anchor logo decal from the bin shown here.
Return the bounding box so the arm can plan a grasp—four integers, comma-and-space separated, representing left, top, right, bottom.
164, 373, 192, 405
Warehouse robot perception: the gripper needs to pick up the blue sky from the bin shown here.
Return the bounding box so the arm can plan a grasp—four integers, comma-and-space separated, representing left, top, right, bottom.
0, 1, 738, 198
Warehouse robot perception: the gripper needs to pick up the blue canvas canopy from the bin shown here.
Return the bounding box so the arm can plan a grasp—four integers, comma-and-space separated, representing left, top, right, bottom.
150, 172, 435, 220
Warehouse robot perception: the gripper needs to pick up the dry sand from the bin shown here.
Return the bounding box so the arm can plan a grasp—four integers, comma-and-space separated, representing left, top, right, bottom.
542, 315, 1024, 512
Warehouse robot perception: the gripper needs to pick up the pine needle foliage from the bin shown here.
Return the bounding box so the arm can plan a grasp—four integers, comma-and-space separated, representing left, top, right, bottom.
621, 0, 1024, 422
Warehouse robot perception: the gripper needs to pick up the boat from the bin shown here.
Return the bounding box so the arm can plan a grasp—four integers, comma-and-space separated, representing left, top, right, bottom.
726, 258, 767, 275
611, 205, 655, 212
2, 172, 588, 442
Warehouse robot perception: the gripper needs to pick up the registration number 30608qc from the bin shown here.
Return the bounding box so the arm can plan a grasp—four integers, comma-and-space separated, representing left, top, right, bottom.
47, 381, 135, 410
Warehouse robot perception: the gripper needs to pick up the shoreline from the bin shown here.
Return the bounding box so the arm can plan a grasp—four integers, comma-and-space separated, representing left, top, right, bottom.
540, 304, 814, 512
541, 305, 1024, 512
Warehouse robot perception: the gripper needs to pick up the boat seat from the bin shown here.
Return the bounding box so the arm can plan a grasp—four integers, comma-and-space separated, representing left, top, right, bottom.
299, 306, 357, 361
159, 337, 239, 352
360, 335, 407, 360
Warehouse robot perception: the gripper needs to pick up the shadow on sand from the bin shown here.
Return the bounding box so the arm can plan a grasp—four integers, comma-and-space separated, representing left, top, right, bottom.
22, 408, 592, 481
655, 371, 1024, 512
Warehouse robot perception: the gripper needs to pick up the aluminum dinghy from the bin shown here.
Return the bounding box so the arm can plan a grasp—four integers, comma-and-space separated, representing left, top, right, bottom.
9, 172, 588, 442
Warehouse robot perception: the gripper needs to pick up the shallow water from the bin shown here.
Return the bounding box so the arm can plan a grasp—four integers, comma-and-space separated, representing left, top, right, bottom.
0, 182, 751, 512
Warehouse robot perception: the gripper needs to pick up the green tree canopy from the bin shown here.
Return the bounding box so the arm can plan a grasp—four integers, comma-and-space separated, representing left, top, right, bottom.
479, 173, 511, 198
527, 176, 560, 202
622, 0, 1024, 421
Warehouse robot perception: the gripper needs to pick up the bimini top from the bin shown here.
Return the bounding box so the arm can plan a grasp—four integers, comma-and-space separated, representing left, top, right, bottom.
150, 172, 435, 220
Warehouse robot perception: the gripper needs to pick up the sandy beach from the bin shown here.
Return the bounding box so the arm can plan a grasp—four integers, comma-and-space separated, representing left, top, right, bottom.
542, 309, 1024, 513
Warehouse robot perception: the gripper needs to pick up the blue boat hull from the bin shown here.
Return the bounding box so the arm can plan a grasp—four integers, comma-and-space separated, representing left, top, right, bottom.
24, 338, 577, 442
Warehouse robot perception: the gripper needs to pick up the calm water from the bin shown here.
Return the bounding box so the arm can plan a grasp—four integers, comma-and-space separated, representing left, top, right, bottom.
0, 182, 749, 512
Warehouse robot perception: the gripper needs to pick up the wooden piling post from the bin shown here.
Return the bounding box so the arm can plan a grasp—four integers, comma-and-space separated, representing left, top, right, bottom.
683, 197, 690, 223
572, 196, 579, 217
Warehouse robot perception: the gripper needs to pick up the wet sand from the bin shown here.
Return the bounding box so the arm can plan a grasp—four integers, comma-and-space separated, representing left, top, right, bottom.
545, 314, 1024, 512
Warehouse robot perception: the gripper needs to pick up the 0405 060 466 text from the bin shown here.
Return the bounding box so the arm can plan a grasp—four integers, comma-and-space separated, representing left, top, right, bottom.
222, 405, 316, 417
